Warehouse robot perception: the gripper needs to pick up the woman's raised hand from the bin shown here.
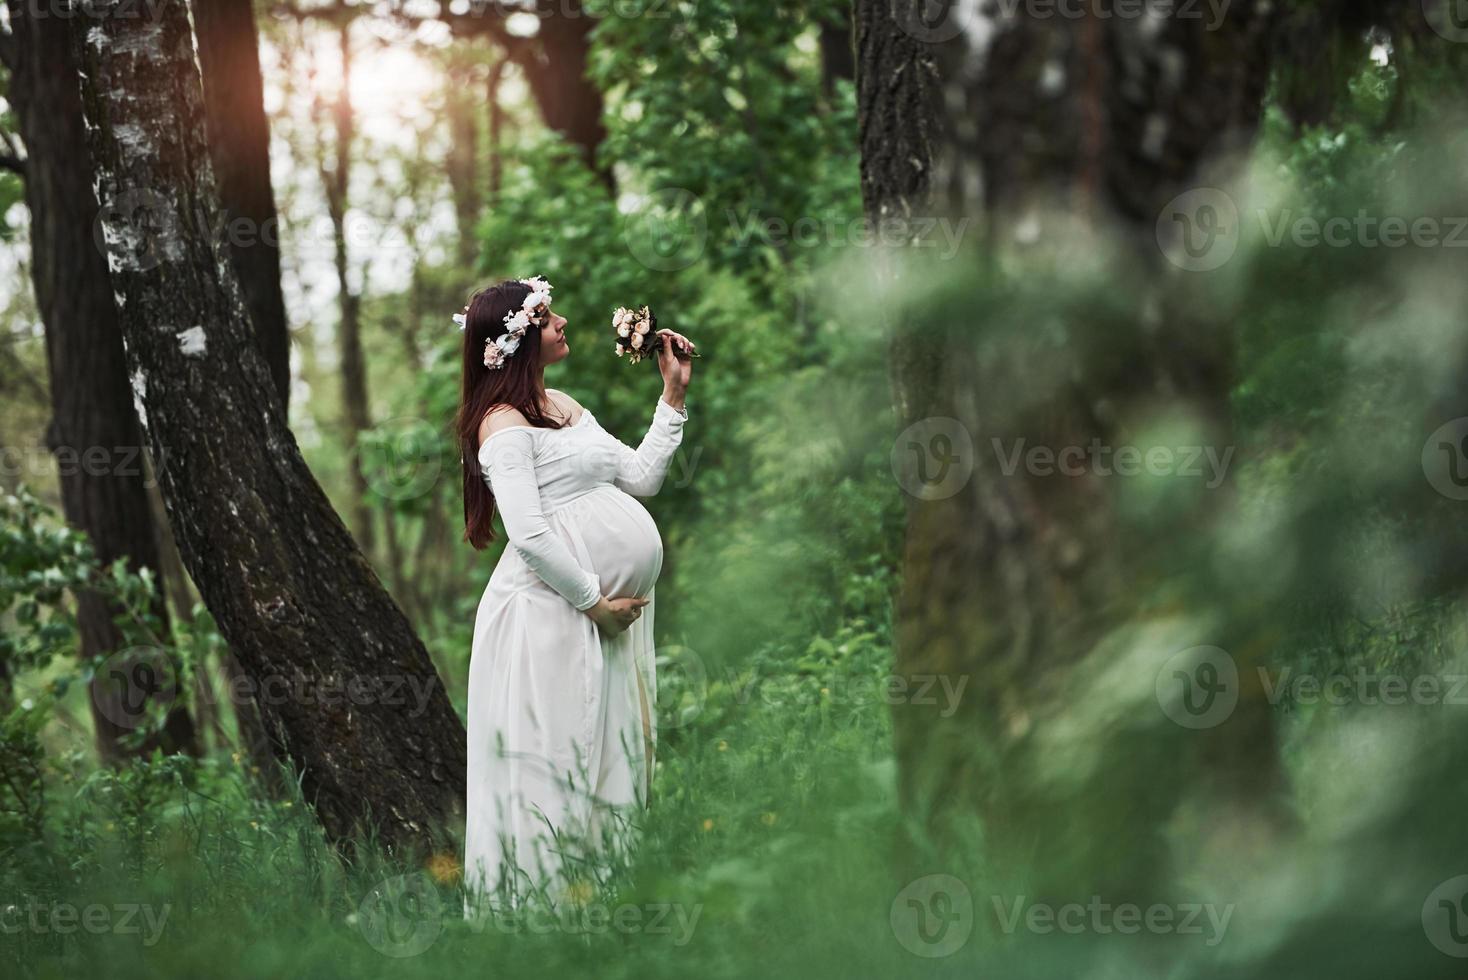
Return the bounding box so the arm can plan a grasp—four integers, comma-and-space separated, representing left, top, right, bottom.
655, 328, 696, 390
587, 595, 650, 638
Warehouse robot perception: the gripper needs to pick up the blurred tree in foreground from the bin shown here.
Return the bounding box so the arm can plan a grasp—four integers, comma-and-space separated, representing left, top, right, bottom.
860, 0, 1468, 953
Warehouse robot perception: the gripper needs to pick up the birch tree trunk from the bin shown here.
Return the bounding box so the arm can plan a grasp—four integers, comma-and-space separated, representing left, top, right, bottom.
8, 0, 199, 762
189, 0, 292, 783
69, 0, 466, 853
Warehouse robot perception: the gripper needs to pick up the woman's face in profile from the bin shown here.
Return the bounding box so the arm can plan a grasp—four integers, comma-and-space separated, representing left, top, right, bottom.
540, 310, 569, 366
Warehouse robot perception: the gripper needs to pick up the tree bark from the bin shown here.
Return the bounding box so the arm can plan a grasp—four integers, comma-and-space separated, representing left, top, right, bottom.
189, 0, 292, 781
69, 0, 466, 854
193, 0, 292, 411
858, 0, 1282, 896
8, 0, 199, 763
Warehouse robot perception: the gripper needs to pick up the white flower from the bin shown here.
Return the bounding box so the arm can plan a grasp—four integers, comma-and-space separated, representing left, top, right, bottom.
617, 322, 631, 337
452, 313, 467, 331
498, 333, 521, 355
631, 332, 644, 349
524, 291, 549, 314
634, 319, 650, 335
483, 343, 505, 369
504, 310, 530, 333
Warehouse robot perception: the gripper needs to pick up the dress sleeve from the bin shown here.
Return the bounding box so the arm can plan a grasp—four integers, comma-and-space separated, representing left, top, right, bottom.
480, 428, 603, 611
608, 396, 688, 497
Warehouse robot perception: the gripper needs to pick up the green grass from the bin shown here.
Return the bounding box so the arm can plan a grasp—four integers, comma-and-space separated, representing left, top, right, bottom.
10, 586, 1467, 980
3, 603, 934, 980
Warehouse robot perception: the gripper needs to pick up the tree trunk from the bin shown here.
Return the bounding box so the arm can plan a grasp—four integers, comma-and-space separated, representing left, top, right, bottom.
0, 650, 12, 713
193, 0, 292, 411
149, 464, 279, 787
318, 20, 377, 556
8, 0, 199, 763
145, 470, 226, 750
422, 0, 609, 184
503, 3, 609, 185
487, 58, 506, 203
858, 0, 1283, 896
69, 0, 466, 854
189, 0, 291, 781
819, 1, 856, 102
445, 51, 483, 267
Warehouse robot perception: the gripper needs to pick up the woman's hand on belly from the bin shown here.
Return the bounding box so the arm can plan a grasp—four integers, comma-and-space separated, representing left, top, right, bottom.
585, 595, 650, 638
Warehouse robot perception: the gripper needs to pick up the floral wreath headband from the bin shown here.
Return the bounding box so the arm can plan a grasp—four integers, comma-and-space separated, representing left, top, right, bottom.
454, 276, 554, 370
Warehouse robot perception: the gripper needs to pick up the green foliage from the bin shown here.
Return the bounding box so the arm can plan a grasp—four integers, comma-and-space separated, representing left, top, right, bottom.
0, 487, 179, 681
0, 79, 24, 242
0, 488, 97, 677
0, 489, 227, 856
587, 0, 861, 285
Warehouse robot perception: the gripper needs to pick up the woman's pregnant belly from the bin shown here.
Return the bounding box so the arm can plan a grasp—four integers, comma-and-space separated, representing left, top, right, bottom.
558, 485, 663, 599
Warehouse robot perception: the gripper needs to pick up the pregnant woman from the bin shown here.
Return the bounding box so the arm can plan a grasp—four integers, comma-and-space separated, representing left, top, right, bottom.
455, 277, 695, 912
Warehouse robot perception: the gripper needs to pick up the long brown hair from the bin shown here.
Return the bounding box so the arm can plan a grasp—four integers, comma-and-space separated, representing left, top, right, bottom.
456, 278, 570, 549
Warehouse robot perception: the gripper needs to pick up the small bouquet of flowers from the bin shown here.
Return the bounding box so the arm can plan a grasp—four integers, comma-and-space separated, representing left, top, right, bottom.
612, 305, 702, 364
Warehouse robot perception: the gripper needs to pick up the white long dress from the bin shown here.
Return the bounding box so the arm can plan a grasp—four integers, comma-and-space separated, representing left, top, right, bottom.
464, 394, 687, 909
